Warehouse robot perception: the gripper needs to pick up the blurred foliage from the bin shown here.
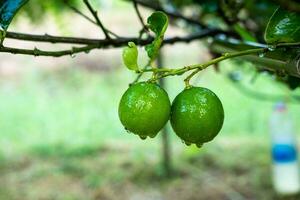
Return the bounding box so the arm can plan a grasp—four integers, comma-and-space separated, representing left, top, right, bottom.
19, 0, 104, 24
19, 0, 76, 23
168, 0, 279, 42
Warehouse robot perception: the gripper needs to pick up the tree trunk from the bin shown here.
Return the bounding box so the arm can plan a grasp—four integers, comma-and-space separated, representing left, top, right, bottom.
157, 51, 172, 178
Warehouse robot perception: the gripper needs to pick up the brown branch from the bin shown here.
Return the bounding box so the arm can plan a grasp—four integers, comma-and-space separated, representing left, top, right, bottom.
2, 29, 224, 57
5, 29, 224, 45
0, 45, 98, 57
83, 0, 111, 39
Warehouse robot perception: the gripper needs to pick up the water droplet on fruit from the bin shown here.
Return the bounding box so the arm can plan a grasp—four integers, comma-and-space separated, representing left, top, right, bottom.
267, 44, 276, 51
84, 50, 90, 54
258, 52, 265, 58
139, 136, 147, 140
181, 140, 185, 144
184, 141, 191, 146
124, 128, 131, 134
207, 38, 213, 44
217, 34, 227, 40
70, 54, 76, 58
196, 143, 203, 148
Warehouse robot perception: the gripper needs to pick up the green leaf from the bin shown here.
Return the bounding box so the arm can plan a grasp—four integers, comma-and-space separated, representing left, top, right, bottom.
233, 24, 257, 42
122, 42, 139, 71
145, 11, 168, 61
0, 0, 29, 42
265, 7, 300, 44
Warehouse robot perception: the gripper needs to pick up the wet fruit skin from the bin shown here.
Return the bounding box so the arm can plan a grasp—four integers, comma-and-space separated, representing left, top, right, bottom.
170, 87, 224, 146
118, 82, 171, 139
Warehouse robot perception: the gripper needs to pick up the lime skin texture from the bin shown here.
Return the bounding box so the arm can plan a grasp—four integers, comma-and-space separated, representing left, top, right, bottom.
118, 82, 171, 139
170, 87, 224, 147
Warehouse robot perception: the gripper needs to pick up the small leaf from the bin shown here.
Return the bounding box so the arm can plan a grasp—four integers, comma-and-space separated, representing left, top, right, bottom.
265, 7, 300, 44
0, 0, 29, 43
145, 11, 168, 60
233, 24, 257, 42
122, 42, 139, 71
147, 11, 168, 36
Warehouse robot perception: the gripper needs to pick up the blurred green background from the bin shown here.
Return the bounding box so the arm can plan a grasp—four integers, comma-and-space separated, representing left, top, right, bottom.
0, 0, 300, 200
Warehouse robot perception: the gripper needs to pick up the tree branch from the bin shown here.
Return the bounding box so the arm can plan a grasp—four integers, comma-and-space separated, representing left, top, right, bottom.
83, 0, 111, 39
148, 48, 267, 81
132, 0, 149, 35
64, 0, 119, 38
0, 45, 98, 57
131, 0, 207, 29
5, 28, 226, 45
2, 29, 223, 57
129, 0, 239, 39
64, 0, 96, 26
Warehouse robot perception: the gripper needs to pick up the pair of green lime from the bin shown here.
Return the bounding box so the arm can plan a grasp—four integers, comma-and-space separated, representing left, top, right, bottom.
118, 82, 224, 147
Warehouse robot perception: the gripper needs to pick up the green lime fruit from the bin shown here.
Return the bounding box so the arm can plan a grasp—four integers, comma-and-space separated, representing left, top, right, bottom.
170, 87, 224, 147
118, 82, 171, 139
265, 7, 300, 44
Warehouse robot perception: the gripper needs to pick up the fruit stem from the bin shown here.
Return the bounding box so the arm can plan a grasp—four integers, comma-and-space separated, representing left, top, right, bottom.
184, 68, 201, 88
135, 47, 268, 82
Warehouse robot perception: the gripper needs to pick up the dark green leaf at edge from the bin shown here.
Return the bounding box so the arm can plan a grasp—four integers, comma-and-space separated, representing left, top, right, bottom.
264, 7, 300, 44
0, 0, 29, 43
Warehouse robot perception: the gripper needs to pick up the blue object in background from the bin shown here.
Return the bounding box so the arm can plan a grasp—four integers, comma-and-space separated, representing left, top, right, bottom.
272, 144, 297, 163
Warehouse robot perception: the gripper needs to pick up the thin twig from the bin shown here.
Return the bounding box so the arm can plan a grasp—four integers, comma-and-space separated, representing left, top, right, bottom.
132, 0, 206, 29
146, 48, 268, 80
131, 0, 239, 38
83, 0, 111, 39
184, 68, 201, 87
132, 0, 149, 31
64, 0, 119, 38
64, 0, 95, 25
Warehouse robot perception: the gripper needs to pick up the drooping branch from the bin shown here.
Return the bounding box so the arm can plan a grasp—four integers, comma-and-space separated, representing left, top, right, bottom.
2, 29, 224, 57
